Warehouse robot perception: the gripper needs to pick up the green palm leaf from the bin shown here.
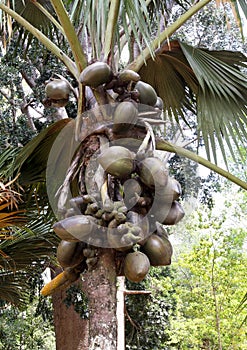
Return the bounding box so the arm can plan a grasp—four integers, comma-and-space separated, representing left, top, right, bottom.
0, 271, 29, 305
0, 218, 57, 305
14, 119, 72, 184
138, 40, 247, 163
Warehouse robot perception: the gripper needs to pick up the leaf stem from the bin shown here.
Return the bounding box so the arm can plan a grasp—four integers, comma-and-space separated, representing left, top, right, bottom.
156, 139, 247, 190
103, 0, 121, 62
30, 0, 64, 34
50, 0, 87, 73
0, 3, 78, 79
128, 0, 212, 71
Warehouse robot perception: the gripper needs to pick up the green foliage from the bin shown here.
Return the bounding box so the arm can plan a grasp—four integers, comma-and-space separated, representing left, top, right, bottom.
0, 298, 55, 350
63, 284, 89, 319
167, 187, 247, 348
125, 268, 176, 350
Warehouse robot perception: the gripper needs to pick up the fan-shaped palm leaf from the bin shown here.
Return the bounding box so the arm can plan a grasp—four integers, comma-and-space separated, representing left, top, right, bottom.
138, 40, 247, 163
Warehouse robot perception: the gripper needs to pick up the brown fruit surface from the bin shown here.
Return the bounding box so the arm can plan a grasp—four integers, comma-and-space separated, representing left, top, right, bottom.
79, 62, 112, 87
98, 146, 134, 178
53, 215, 97, 241
135, 81, 157, 106
124, 251, 150, 282
113, 101, 138, 133
57, 240, 85, 268
45, 79, 71, 99
162, 201, 185, 225
141, 234, 172, 266
138, 157, 169, 188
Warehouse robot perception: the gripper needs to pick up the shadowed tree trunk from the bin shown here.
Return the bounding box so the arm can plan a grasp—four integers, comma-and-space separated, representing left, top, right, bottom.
81, 248, 117, 350
52, 283, 89, 350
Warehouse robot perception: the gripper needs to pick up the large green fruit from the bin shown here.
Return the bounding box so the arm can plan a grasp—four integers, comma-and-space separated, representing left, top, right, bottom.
138, 157, 169, 189
118, 69, 140, 83
124, 251, 150, 282
135, 81, 157, 106
79, 62, 112, 88
45, 79, 71, 99
156, 177, 182, 204
53, 215, 97, 241
98, 146, 134, 178
141, 234, 172, 266
113, 101, 138, 133
57, 240, 85, 268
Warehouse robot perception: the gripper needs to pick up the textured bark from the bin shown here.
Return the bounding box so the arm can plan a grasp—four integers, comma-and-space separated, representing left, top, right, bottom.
81, 248, 117, 350
52, 282, 89, 350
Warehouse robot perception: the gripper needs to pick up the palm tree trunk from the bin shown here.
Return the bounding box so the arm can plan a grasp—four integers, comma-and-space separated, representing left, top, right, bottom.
81, 248, 117, 349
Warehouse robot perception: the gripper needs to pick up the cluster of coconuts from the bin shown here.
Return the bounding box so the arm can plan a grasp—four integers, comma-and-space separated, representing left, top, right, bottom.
51, 61, 185, 285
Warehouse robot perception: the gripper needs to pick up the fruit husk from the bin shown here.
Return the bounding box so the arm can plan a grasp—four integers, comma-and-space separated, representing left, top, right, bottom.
162, 201, 185, 225
141, 234, 172, 266
138, 157, 169, 189
154, 97, 164, 110
155, 177, 182, 204
79, 62, 112, 88
98, 145, 134, 178
53, 215, 97, 241
124, 251, 150, 283
45, 79, 71, 99
118, 69, 140, 83
57, 240, 86, 268
135, 81, 157, 106
113, 101, 138, 133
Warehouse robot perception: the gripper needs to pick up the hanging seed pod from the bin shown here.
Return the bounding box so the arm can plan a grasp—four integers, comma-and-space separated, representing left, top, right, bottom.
138, 157, 169, 189
50, 98, 69, 108
57, 240, 86, 268
141, 234, 172, 266
113, 101, 138, 133
124, 251, 150, 283
118, 69, 141, 83
154, 96, 164, 110
53, 215, 97, 241
79, 62, 113, 88
156, 177, 182, 204
162, 201, 185, 225
135, 81, 157, 106
45, 79, 71, 100
98, 146, 134, 178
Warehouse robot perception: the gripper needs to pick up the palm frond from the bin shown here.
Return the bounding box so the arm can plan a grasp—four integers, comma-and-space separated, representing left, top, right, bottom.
0, 217, 57, 273
0, 216, 57, 306
0, 271, 29, 305
11, 0, 54, 29
138, 40, 247, 164
14, 119, 72, 184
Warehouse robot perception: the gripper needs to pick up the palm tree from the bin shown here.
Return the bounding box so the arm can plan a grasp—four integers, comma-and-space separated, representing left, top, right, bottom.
0, 148, 57, 306
0, 0, 246, 348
